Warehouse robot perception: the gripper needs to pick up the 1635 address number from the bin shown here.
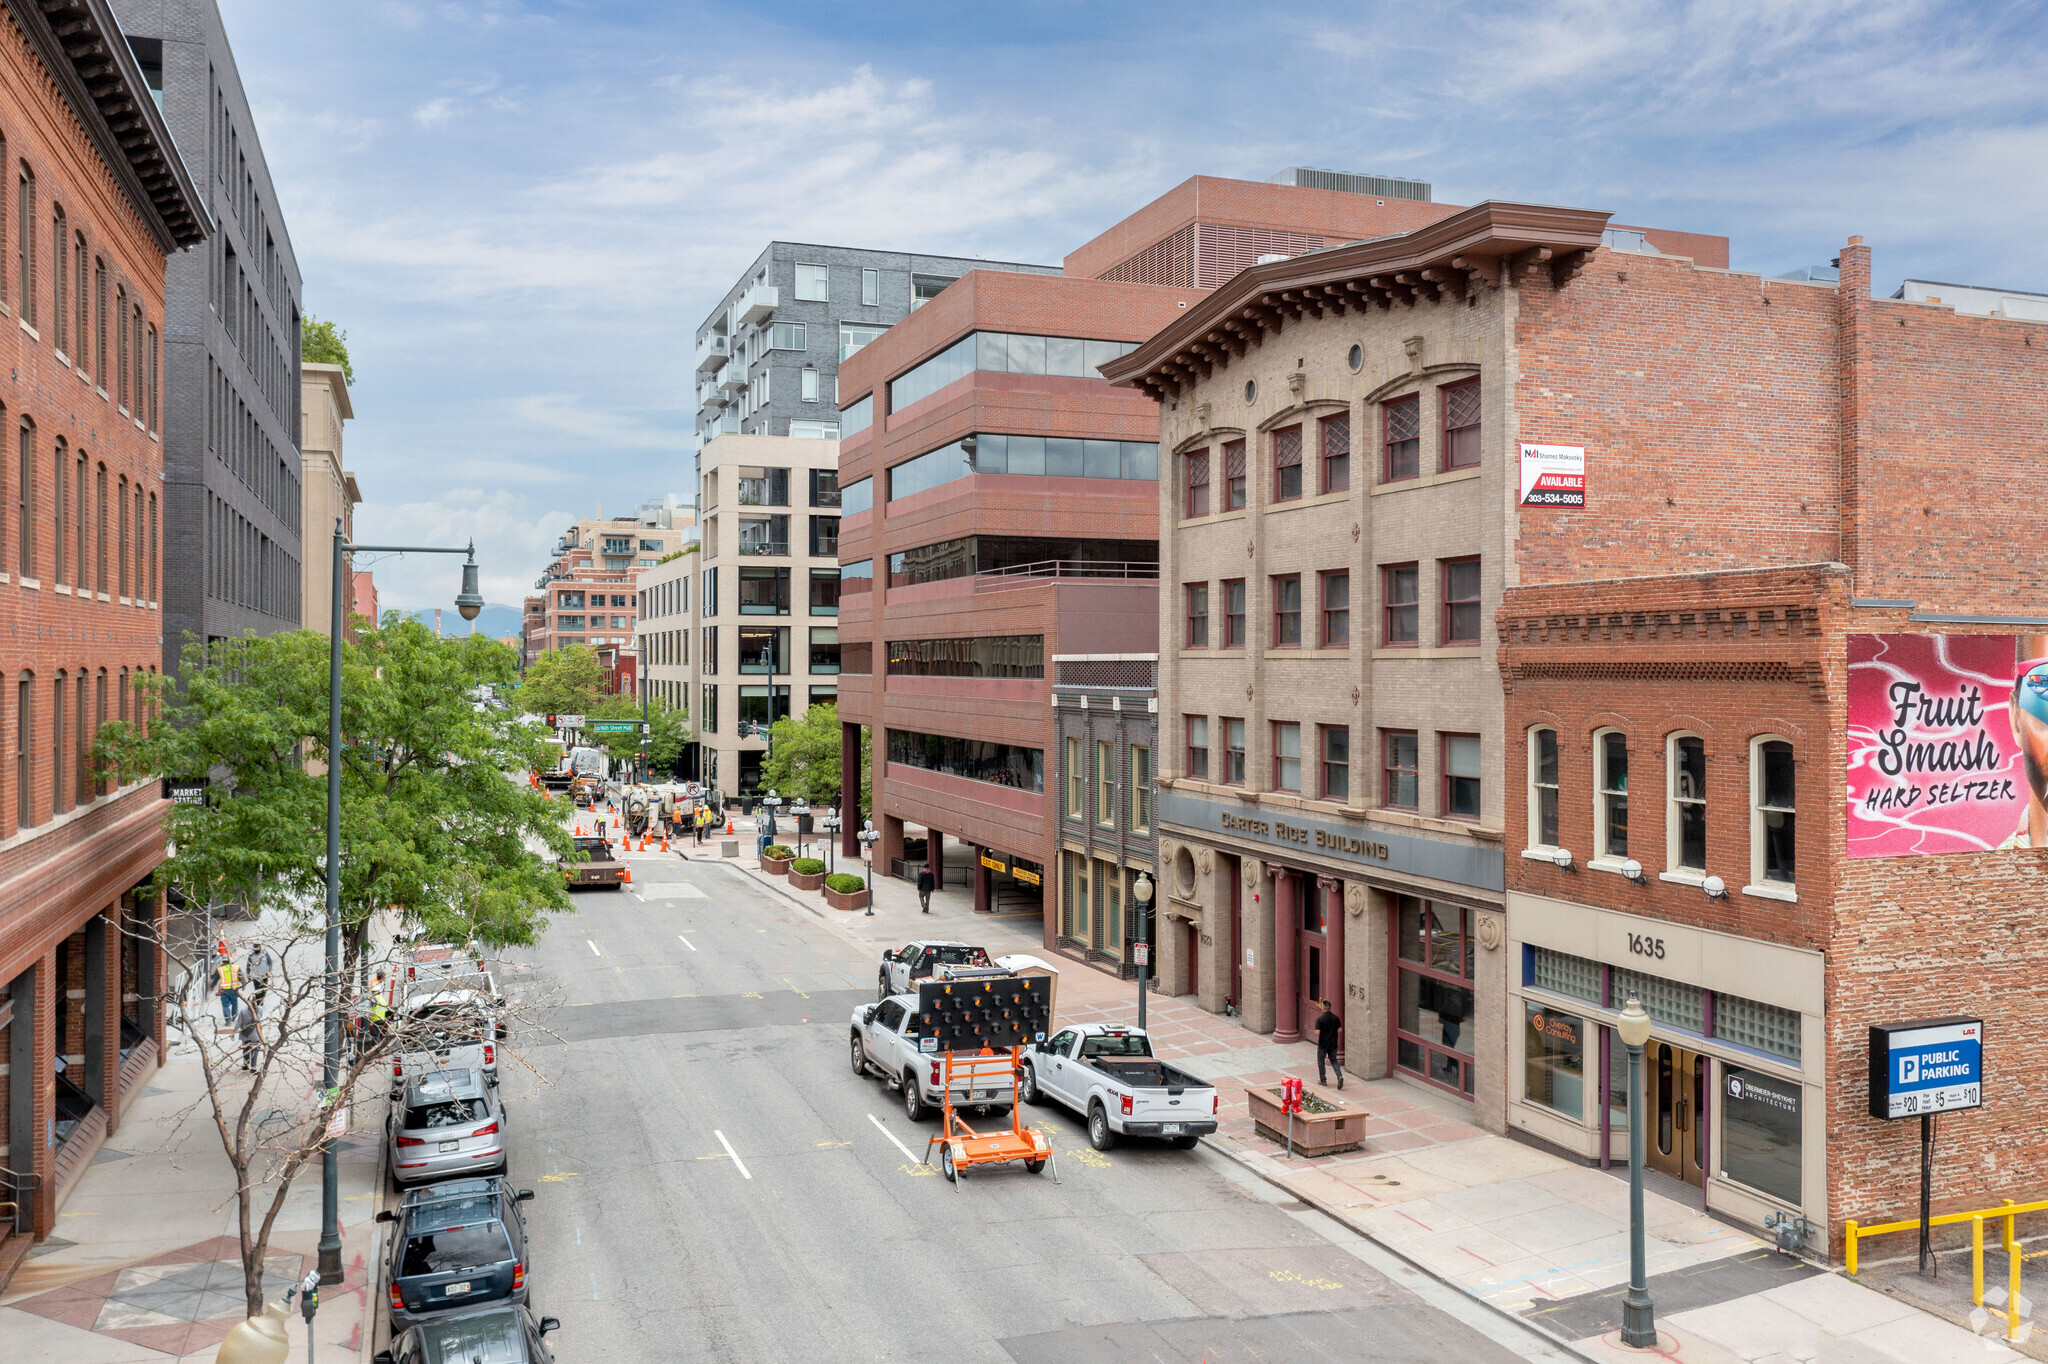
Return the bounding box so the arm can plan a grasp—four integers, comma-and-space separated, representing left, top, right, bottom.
1627, 932, 1666, 960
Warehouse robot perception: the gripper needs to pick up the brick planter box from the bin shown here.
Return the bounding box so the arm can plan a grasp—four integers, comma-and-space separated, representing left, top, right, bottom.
1245, 1083, 1365, 1156
762, 854, 792, 877
789, 867, 825, 891
823, 884, 869, 912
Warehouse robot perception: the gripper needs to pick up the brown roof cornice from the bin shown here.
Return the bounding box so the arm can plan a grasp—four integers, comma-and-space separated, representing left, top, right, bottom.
1100, 201, 1611, 397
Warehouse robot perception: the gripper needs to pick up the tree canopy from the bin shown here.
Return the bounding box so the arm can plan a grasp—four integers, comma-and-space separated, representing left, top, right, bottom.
760, 705, 867, 814
516, 643, 609, 717
301, 313, 354, 385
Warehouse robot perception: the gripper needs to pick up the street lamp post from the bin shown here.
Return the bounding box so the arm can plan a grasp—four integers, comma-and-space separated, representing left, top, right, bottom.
790, 801, 811, 860
318, 520, 482, 1283
1616, 995, 1657, 1348
820, 814, 841, 874
858, 821, 880, 916
1133, 873, 1154, 1029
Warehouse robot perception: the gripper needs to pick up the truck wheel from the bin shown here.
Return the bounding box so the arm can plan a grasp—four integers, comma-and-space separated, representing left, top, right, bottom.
1088, 1104, 1117, 1152
940, 1143, 958, 1182
1171, 1134, 1200, 1150
903, 1072, 930, 1122
850, 1034, 868, 1077
1020, 1065, 1043, 1106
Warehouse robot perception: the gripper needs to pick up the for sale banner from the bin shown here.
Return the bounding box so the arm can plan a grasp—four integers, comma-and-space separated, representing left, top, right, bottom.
1846, 634, 2048, 857
1518, 443, 1585, 508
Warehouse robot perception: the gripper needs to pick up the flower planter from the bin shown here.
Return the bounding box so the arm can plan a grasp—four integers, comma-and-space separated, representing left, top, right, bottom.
789, 867, 825, 891
1245, 1082, 1365, 1156
823, 884, 869, 912
762, 854, 792, 877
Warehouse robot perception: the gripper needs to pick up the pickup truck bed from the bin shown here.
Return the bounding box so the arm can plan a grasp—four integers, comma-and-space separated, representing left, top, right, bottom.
1091, 1059, 1205, 1092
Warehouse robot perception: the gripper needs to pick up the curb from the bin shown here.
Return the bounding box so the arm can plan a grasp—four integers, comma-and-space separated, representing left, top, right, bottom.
1196, 1131, 1602, 1362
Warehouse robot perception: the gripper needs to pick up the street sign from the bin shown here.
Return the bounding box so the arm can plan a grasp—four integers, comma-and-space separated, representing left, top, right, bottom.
553, 713, 586, 728
163, 778, 208, 806
1869, 1017, 1984, 1120
590, 720, 638, 733
1133, 942, 1150, 967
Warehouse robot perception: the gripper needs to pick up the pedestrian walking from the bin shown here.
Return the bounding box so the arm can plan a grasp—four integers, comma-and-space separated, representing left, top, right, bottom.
1313, 998, 1343, 1089
235, 995, 262, 1072
216, 957, 241, 1024
244, 943, 276, 1007
916, 862, 935, 914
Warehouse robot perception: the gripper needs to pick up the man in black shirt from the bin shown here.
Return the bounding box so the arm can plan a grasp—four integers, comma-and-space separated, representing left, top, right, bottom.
1312, 999, 1343, 1089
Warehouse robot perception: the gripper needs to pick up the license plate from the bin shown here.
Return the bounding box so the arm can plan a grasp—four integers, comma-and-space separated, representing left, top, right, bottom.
438, 1140, 459, 1152
979, 1090, 996, 1099
1161, 1124, 1183, 1135
443, 1282, 471, 1296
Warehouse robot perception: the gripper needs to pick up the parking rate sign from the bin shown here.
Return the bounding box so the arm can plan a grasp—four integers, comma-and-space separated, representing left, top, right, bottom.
1868, 1018, 1983, 1119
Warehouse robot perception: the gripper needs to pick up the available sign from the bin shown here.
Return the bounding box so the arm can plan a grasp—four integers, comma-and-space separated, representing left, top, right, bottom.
1868, 1017, 1984, 1120
1518, 443, 1585, 508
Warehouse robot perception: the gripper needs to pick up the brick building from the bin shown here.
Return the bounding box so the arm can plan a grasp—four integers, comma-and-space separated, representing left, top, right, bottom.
0, 0, 209, 1268
522, 506, 691, 667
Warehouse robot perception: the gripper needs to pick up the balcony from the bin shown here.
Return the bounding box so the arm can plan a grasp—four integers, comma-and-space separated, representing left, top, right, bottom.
694, 333, 730, 372
737, 284, 778, 326
719, 365, 749, 393
977, 559, 1160, 584
738, 540, 789, 557
700, 385, 728, 412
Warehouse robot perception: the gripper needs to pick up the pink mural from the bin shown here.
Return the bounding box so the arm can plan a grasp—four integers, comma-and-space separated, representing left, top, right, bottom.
1847, 634, 2048, 858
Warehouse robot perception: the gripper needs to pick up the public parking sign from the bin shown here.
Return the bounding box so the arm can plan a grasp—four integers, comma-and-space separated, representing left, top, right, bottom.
1869, 1016, 1983, 1119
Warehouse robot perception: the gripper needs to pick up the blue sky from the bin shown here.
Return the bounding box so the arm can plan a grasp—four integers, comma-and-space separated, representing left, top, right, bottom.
217, 0, 2048, 616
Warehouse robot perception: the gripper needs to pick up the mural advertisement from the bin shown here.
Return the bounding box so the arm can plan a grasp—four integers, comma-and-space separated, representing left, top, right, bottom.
1847, 634, 2048, 858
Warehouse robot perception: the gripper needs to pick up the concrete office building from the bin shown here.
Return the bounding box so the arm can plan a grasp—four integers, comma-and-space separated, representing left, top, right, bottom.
113, 0, 306, 667
694, 244, 1058, 450
635, 551, 693, 720
297, 361, 358, 633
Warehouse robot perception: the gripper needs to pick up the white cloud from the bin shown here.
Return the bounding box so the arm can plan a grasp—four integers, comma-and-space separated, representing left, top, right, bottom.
412, 97, 460, 129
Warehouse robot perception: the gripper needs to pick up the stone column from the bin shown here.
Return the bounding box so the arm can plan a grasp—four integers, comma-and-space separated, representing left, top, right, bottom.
1274, 870, 1300, 1043
927, 829, 943, 890
27, 952, 56, 1237
1243, 860, 1276, 1036
839, 721, 861, 857
142, 890, 166, 1060
973, 850, 990, 915
83, 915, 108, 1109
1321, 877, 1345, 1062
1355, 889, 1391, 1080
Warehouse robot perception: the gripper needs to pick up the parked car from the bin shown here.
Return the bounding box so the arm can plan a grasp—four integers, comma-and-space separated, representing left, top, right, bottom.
561, 833, 627, 890
377, 1303, 560, 1364
377, 1176, 532, 1328
387, 1069, 506, 1186
1020, 1024, 1218, 1151
876, 941, 992, 1000
390, 987, 501, 1092
849, 994, 1012, 1122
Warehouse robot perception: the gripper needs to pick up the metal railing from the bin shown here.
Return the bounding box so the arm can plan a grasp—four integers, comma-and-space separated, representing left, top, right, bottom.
0, 1163, 42, 1231
975, 560, 1160, 582
1846, 1197, 2048, 1340
738, 541, 789, 557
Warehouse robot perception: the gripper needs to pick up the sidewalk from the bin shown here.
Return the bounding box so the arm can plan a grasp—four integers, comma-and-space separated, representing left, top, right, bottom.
0, 918, 383, 1362
707, 817, 2024, 1363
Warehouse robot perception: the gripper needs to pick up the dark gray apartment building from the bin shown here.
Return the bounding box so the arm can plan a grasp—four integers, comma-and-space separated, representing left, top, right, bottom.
693, 244, 1056, 449
114, 0, 305, 669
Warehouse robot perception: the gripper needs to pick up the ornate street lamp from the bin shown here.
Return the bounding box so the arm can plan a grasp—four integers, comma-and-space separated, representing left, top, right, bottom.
1132, 872, 1155, 1029
858, 821, 881, 916
1616, 995, 1657, 1348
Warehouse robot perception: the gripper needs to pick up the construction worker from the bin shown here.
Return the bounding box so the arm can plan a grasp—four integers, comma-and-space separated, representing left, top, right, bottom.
245, 943, 276, 1008
216, 955, 241, 1024
235, 994, 262, 1072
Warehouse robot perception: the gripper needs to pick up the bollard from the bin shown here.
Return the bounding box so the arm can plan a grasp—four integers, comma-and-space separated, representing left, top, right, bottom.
1846, 1220, 1860, 1276
2013, 1236, 2024, 1341
2006, 1198, 2019, 1254
1975, 1215, 1985, 1306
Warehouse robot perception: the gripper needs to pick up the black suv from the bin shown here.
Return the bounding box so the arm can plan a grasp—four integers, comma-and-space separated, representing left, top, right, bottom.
378, 1176, 533, 1329
377, 1303, 561, 1364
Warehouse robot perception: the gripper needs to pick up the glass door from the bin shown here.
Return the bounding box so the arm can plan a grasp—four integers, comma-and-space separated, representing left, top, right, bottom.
1391, 897, 1476, 1097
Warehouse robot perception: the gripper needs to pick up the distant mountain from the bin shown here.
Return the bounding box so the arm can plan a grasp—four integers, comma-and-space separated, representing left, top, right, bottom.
395, 603, 525, 639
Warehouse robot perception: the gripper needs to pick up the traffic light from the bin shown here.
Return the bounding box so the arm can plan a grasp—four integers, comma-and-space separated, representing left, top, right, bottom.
914, 976, 1052, 1051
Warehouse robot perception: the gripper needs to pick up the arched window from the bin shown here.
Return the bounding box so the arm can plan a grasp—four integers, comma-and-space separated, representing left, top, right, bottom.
1527, 725, 1559, 850
50, 204, 66, 354
133, 303, 145, 421
50, 432, 64, 585
147, 323, 159, 432
93, 669, 105, 796
74, 669, 87, 803
1666, 732, 1707, 874
117, 474, 129, 597
16, 163, 34, 329
14, 670, 31, 829
74, 446, 87, 591
93, 257, 106, 384
1593, 728, 1629, 862
118, 665, 127, 722
1751, 738, 1797, 892
115, 284, 128, 410
12, 412, 28, 578
51, 668, 65, 814
95, 461, 107, 594
147, 491, 157, 601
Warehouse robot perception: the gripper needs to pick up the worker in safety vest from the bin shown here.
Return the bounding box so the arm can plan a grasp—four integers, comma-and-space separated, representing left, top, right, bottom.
216, 958, 241, 1024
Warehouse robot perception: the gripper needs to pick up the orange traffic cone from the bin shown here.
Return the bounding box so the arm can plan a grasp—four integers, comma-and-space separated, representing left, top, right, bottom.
661, 834, 669, 852
726, 818, 734, 835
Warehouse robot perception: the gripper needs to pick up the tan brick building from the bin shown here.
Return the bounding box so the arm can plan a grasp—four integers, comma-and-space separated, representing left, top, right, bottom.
297, 361, 359, 634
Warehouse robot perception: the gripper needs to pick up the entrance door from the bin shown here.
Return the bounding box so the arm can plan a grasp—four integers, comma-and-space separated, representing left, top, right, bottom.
1225, 855, 1243, 1007
1645, 1043, 1709, 1187
1297, 872, 1327, 1028
1186, 920, 1200, 997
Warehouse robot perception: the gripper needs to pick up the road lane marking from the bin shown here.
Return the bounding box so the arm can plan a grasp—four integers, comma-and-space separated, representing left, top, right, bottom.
782, 977, 809, 998
867, 1113, 921, 1164
586, 940, 601, 957
815, 1140, 852, 1149
741, 991, 764, 999
678, 934, 697, 951
714, 1129, 752, 1180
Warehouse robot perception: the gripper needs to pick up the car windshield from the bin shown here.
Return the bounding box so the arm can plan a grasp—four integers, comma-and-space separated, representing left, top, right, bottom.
401, 1224, 511, 1276
403, 1097, 488, 1129
1080, 1034, 1153, 1059
931, 947, 990, 967
419, 1309, 527, 1363
573, 837, 608, 855
408, 1006, 486, 1049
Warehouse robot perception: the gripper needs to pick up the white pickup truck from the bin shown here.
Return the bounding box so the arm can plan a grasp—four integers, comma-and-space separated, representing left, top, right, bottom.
1019, 1024, 1218, 1151
848, 994, 1014, 1123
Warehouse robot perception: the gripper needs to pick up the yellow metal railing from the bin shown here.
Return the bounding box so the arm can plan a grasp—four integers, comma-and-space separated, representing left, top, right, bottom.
1846, 1197, 2048, 1341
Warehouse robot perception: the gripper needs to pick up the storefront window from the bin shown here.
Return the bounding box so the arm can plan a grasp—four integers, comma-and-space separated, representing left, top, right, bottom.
1524, 1003, 1584, 1118
1722, 1067, 1801, 1205
1393, 897, 1476, 1096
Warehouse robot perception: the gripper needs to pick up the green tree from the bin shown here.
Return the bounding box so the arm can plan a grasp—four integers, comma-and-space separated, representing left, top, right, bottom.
587, 694, 691, 774
301, 313, 354, 384
101, 617, 574, 963
761, 705, 869, 814
516, 643, 608, 717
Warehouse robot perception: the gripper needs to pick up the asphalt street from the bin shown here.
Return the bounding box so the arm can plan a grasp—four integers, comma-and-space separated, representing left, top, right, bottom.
495, 845, 1573, 1363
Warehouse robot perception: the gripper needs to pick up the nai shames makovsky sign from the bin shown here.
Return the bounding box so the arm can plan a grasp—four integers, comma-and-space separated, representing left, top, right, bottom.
1518, 443, 1585, 508
1868, 1017, 1983, 1120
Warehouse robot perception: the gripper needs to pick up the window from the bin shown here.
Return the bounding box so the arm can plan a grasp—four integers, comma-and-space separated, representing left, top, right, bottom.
1754, 739, 1796, 886
1442, 558, 1481, 644
1321, 725, 1349, 801
1186, 716, 1209, 780
840, 476, 872, 517
1383, 394, 1419, 481
1720, 1066, 1801, 1204
1272, 424, 1302, 501
886, 636, 1043, 678
861, 267, 880, 306
556, 590, 585, 609
1443, 734, 1481, 820
1394, 897, 1476, 1095
735, 465, 789, 506
1224, 439, 1246, 510
13, 418, 27, 578
1530, 727, 1559, 848
1321, 412, 1350, 492
93, 257, 105, 383
1442, 378, 1480, 470
1524, 1004, 1584, 1118
701, 567, 717, 616
1383, 730, 1418, 808
1382, 564, 1418, 644
838, 558, 872, 596
737, 566, 790, 614
702, 626, 719, 674
1184, 583, 1208, 647
808, 627, 839, 673
1272, 575, 1300, 646
1597, 730, 1629, 859
50, 671, 63, 813
1320, 572, 1349, 647
808, 515, 838, 557
768, 321, 806, 351
809, 567, 840, 615
15, 676, 30, 827
738, 626, 789, 674
888, 730, 1043, 791
793, 263, 828, 301
737, 683, 791, 730
1066, 736, 1083, 818
114, 285, 127, 409
1183, 451, 1209, 518
1222, 579, 1245, 647
1669, 734, 1706, 871
16, 165, 33, 330
1131, 745, 1151, 831
1223, 718, 1246, 785
839, 323, 886, 362
51, 205, 65, 354
801, 367, 819, 402
1097, 739, 1115, 826
556, 615, 585, 630
701, 684, 717, 733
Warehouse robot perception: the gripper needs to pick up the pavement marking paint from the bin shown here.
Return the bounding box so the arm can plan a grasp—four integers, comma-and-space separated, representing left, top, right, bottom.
742, 991, 764, 999
866, 1113, 921, 1165
815, 1140, 852, 1149
782, 978, 809, 998
678, 934, 698, 951
586, 939, 602, 957
714, 1129, 752, 1180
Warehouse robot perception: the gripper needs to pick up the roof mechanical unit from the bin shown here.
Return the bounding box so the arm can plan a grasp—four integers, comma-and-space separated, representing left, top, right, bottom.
1269, 166, 1432, 202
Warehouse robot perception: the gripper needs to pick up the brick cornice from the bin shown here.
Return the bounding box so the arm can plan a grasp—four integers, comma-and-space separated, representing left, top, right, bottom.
0, 786, 166, 983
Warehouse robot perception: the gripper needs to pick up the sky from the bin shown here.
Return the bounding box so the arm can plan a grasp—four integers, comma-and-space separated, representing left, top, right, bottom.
214, 0, 2048, 618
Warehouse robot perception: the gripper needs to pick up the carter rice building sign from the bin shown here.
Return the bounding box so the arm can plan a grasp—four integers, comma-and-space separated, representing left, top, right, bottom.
1166, 791, 1504, 892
